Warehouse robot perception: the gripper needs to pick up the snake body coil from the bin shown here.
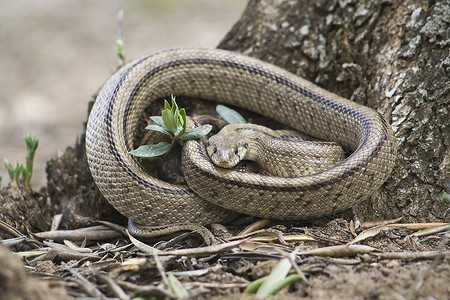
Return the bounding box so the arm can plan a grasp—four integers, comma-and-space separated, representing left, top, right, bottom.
206, 123, 346, 177
86, 48, 396, 226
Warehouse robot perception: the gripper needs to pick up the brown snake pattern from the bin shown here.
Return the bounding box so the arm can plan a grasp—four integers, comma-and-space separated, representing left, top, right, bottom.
86, 48, 397, 227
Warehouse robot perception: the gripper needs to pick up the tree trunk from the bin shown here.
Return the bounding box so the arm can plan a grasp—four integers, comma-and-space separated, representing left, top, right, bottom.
218, 0, 449, 222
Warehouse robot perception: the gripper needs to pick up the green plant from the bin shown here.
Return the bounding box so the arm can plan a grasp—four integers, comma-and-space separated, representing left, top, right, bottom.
3, 159, 22, 183
243, 257, 302, 299
3, 132, 39, 188
436, 178, 450, 201
116, 10, 126, 66
130, 96, 212, 159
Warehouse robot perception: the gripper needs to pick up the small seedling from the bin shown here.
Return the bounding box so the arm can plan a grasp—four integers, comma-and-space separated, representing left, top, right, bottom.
3, 132, 39, 188
116, 10, 126, 66
3, 159, 22, 183
130, 96, 212, 159
435, 179, 450, 201
23, 132, 39, 186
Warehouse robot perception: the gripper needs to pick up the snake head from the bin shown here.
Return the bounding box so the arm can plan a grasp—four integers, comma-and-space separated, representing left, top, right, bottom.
206, 139, 248, 168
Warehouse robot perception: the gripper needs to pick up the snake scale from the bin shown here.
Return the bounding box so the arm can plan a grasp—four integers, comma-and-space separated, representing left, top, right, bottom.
86, 48, 397, 229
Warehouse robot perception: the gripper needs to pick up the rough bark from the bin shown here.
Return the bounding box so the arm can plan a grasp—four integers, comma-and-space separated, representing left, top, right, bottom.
218, 0, 449, 222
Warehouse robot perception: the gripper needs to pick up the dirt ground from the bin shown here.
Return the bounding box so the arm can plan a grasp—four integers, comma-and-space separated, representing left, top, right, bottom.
1, 180, 449, 299
0, 1, 449, 300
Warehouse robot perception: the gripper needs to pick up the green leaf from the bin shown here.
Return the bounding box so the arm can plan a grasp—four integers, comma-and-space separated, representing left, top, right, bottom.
438, 192, 450, 200
23, 132, 39, 187
149, 116, 164, 127
145, 124, 173, 137
256, 258, 292, 299
116, 38, 126, 66
170, 95, 178, 114
216, 104, 247, 124
168, 273, 189, 298
3, 159, 23, 182
162, 109, 177, 133
244, 276, 267, 294
174, 124, 185, 137
164, 99, 171, 111
259, 274, 301, 298
129, 142, 172, 158
173, 107, 181, 128
116, 10, 126, 66
17, 163, 25, 182
24, 132, 39, 152
4, 158, 15, 181
179, 108, 187, 132
179, 124, 212, 141
160, 96, 185, 135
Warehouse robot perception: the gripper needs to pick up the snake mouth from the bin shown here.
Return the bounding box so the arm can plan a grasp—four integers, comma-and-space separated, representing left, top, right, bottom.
210, 147, 240, 168
206, 139, 247, 169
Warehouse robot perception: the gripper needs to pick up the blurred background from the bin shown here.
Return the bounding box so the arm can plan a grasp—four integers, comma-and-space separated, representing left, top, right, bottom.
0, 0, 247, 188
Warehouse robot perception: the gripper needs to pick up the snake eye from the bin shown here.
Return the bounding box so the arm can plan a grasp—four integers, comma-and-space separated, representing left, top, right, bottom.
234, 148, 239, 155
207, 141, 217, 153
213, 146, 218, 154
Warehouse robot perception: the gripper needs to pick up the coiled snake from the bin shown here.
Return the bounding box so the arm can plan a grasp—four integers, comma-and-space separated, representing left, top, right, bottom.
86, 48, 397, 231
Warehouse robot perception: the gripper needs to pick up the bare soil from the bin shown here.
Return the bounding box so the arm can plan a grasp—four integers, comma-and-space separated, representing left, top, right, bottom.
1, 181, 449, 299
